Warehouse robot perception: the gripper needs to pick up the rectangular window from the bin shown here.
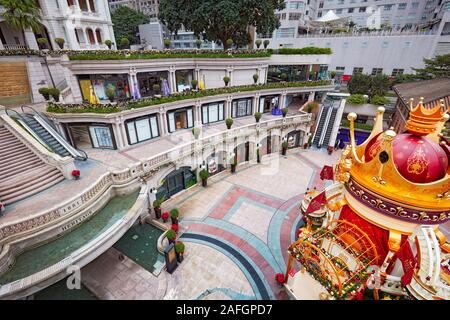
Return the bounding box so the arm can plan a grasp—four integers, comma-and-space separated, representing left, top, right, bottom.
202, 102, 225, 124
232, 98, 253, 118
88, 125, 115, 149
362, 41, 368, 48
348, 8, 354, 13
289, 13, 301, 20
290, 1, 304, 9
276, 28, 295, 38
382, 41, 388, 48
404, 41, 412, 48
343, 42, 349, 48
371, 68, 383, 75
384, 4, 393, 10
398, 3, 407, 9
391, 69, 404, 76
353, 67, 363, 74
359, 7, 366, 12
338, 0, 344, 4
125, 115, 160, 145
167, 108, 194, 133
336, 9, 343, 13
411, 2, 419, 9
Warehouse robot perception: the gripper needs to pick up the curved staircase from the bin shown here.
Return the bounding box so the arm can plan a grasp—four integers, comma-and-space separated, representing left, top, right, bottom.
0, 125, 64, 205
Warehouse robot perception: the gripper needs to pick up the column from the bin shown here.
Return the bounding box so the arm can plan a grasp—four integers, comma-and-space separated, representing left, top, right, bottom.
0, 42, 4, 50
195, 103, 202, 126
159, 112, 167, 136
225, 99, 232, 119
24, 28, 39, 49
253, 95, 259, 115
228, 68, 233, 87
195, 68, 200, 81
280, 93, 286, 109
308, 91, 315, 102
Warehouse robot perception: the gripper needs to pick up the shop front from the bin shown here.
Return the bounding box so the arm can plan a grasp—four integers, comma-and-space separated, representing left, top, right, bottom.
156, 166, 197, 199
137, 71, 169, 97
267, 65, 309, 83
234, 142, 250, 164
202, 101, 225, 125
205, 151, 226, 176
125, 114, 160, 145
231, 98, 253, 118
285, 130, 305, 149
78, 74, 130, 102
167, 107, 194, 133
66, 123, 116, 150
176, 69, 194, 92
258, 95, 280, 114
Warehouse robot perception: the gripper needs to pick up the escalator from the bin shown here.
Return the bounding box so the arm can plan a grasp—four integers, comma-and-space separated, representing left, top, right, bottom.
20, 106, 88, 161
312, 106, 329, 146
322, 107, 338, 147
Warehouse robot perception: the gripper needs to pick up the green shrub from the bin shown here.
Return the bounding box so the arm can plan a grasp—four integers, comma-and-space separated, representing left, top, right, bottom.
282, 108, 289, 116
282, 141, 288, 149
119, 37, 129, 48
163, 38, 171, 48
225, 118, 233, 128
175, 242, 185, 253
153, 196, 165, 208
192, 127, 200, 136
48, 88, 60, 99
347, 94, 368, 104
104, 40, 112, 49
170, 208, 179, 218
341, 119, 374, 131
255, 39, 262, 49
191, 79, 198, 88
275, 47, 332, 55
199, 169, 210, 181
253, 74, 259, 83
195, 39, 202, 49
223, 76, 230, 85
38, 87, 49, 95
166, 229, 176, 240
370, 95, 390, 105
330, 71, 337, 79
37, 38, 47, 44
254, 112, 262, 122
263, 40, 270, 49
226, 39, 234, 47
306, 101, 319, 113
152, 84, 161, 92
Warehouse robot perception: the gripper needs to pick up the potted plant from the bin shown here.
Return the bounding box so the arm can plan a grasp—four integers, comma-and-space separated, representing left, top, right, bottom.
199, 169, 210, 187
119, 37, 129, 49
226, 38, 233, 49
153, 197, 165, 219
254, 112, 262, 123
38, 87, 50, 101
163, 38, 171, 49
256, 148, 261, 163
327, 146, 334, 155
282, 108, 289, 117
171, 223, 179, 233
71, 169, 80, 180
191, 79, 198, 90
263, 39, 270, 49
104, 40, 112, 49
280, 73, 288, 81
105, 86, 115, 102
330, 71, 337, 79
225, 118, 233, 129
152, 83, 161, 94
253, 74, 259, 84
55, 38, 65, 49
282, 140, 288, 156
195, 39, 202, 49
161, 211, 169, 222
223, 76, 230, 87
166, 229, 177, 244
275, 273, 285, 286
170, 208, 179, 225
230, 157, 237, 173
37, 37, 48, 50
192, 127, 200, 139
175, 241, 185, 262
49, 88, 60, 102
255, 39, 262, 49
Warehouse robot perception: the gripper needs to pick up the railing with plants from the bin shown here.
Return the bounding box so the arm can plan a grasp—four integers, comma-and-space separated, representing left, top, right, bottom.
46, 80, 332, 114
0, 47, 332, 59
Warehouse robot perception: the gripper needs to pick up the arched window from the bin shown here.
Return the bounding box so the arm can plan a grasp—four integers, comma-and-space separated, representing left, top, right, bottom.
89, 0, 96, 12
67, 0, 74, 6
86, 28, 96, 44
95, 28, 102, 44
79, 0, 88, 11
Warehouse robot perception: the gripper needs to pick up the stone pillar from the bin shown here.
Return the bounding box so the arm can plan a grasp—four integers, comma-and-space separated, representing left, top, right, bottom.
195, 68, 200, 81
308, 91, 315, 102
0, 42, 4, 50
225, 97, 232, 119
253, 94, 260, 115
159, 111, 167, 136
195, 102, 202, 126
279, 93, 286, 109
24, 28, 39, 49
227, 68, 233, 87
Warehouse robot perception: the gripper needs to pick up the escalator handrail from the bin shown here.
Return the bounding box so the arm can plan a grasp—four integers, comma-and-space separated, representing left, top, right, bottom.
20, 105, 88, 161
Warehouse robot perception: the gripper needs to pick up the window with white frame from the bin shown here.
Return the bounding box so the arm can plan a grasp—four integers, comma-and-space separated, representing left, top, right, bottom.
398, 2, 406, 9
353, 67, 363, 74
126, 115, 160, 145
202, 102, 225, 124
391, 69, 404, 76
371, 68, 383, 75
232, 98, 253, 118
276, 28, 295, 38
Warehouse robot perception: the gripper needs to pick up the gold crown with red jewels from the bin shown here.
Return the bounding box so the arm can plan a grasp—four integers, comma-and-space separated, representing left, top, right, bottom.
405, 97, 446, 136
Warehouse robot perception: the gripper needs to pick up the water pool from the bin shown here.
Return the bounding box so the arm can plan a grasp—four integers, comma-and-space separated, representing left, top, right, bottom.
0, 190, 140, 284
34, 277, 97, 300
113, 223, 165, 275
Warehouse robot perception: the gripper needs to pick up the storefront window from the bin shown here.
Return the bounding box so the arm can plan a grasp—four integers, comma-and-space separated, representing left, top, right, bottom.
259, 95, 279, 113
125, 115, 159, 145
167, 108, 194, 133
78, 74, 130, 102
318, 65, 329, 80
202, 101, 225, 124
88, 124, 115, 149
232, 98, 252, 118
156, 166, 197, 199
137, 71, 169, 97
176, 69, 194, 92
267, 65, 309, 83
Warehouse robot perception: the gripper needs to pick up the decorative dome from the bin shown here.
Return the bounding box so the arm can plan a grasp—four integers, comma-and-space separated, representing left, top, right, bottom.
364, 132, 383, 162
392, 133, 448, 183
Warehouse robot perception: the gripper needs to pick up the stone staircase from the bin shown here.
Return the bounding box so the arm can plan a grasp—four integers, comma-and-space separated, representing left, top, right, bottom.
0, 125, 64, 205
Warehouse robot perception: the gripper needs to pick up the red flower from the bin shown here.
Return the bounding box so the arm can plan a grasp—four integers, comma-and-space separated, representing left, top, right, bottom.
161, 212, 169, 220
71, 169, 80, 177
275, 273, 285, 284
171, 224, 179, 232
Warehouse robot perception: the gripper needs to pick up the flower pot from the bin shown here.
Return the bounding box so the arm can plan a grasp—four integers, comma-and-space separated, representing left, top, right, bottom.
53, 95, 60, 102
202, 179, 207, 187
226, 124, 232, 129
168, 238, 176, 245
57, 43, 64, 50
282, 148, 287, 156
171, 217, 178, 225
176, 253, 184, 263
43, 94, 50, 101
108, 97, 114, 103
162, 218, 168, 223
303, 143, 308, 149
154, 207, 161, 219
231, 164, 236, 173
257, 155, 261, 163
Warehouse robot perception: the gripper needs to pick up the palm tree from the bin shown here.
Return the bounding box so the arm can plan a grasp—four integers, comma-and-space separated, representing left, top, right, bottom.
0, 0, 42, 48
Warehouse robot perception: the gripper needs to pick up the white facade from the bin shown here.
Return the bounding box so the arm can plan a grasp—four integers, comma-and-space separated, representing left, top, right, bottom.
0, 0, 115, 50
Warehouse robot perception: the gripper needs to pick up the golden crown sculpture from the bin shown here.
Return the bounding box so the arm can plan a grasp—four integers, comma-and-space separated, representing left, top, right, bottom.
405, 97, 446, 136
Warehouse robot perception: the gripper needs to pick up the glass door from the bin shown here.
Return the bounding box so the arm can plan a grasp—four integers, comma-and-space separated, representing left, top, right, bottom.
88, 125, 115, 149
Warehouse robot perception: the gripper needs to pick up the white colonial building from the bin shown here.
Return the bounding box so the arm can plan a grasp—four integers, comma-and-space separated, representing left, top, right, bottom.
0, 0, 115, 51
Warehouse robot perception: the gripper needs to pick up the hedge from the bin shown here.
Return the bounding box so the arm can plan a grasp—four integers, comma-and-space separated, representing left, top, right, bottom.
46, 80, 332, 114
341, 119, 374, 131
270, 47, 332, 55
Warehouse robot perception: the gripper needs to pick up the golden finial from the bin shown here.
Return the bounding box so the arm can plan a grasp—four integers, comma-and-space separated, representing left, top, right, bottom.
405, 97, 445, 136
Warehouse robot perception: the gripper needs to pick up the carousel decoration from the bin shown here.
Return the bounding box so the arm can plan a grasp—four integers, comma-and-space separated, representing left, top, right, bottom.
284, 99, 450, 300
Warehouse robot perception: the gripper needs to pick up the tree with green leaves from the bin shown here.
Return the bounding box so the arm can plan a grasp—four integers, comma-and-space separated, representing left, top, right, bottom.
347, 73, 371, 96
111, 6, 149, 46
0, 0, 42, 47
368, 74, 390, 98
158, 0, 285, 50
413, 53, 450, 78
